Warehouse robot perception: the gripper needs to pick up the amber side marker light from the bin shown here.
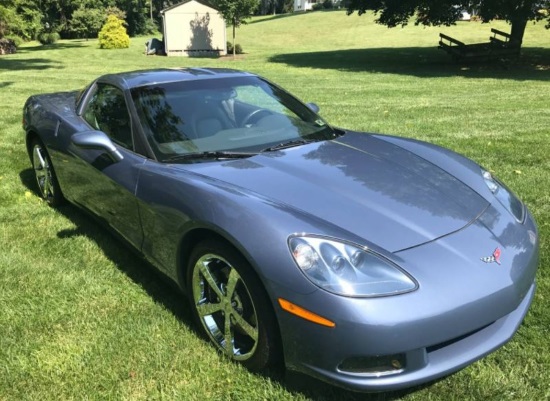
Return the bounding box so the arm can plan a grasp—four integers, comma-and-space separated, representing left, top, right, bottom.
278, 298, 336, 328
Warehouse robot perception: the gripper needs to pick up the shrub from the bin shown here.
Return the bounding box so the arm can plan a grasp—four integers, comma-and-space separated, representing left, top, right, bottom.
38, 32, 60, 45
5, 35, 23, 47
322, 0, 333, 9
70, 7, 105, 39
226, 41, 244, 55
312, 3, 323, 11
98, 15, 130, 49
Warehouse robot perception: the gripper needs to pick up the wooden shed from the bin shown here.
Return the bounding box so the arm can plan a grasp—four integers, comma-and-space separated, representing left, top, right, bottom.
161, 0, 227, 57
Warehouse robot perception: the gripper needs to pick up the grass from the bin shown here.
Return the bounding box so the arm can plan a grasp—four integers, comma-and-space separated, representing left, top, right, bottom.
1, 10, 549, 400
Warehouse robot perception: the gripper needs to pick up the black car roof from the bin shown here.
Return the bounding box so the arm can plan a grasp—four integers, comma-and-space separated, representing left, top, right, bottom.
99, 68, 256, 90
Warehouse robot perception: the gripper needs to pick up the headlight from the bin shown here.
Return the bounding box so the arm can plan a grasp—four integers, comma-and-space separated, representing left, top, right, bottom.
289, 236, 417, 297
482, 168, 525, 222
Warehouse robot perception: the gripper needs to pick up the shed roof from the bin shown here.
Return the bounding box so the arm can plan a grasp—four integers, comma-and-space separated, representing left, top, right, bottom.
161, 0, 219, 14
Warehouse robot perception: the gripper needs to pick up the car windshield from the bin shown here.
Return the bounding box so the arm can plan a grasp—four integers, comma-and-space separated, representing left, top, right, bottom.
131, 76, 337, 162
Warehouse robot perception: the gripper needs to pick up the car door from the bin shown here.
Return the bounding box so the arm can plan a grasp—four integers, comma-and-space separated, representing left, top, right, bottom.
71, 83, 145, 249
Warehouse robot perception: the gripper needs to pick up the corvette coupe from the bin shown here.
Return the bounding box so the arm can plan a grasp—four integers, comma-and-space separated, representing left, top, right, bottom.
23, 68, 539, 391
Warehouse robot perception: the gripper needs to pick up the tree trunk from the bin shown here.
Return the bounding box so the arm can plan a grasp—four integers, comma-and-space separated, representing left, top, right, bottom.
509, 17, 527, 47
232, 22, 236, 58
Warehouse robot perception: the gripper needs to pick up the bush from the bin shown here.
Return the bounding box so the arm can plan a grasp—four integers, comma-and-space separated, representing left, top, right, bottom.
5, 35, 23, 47
226, 41, 244, 55
38, 32, 60, 45
322, 0, 333, 9
69, 7, 105, 39
98, 15, 130, 49
312, 3, 324, 11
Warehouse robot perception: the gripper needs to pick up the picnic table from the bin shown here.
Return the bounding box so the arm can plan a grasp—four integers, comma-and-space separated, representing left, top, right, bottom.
438, 28, 520, 62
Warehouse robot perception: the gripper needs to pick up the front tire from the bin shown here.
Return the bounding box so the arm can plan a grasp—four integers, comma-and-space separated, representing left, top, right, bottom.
187, 239, 280, 372
31, 138, 63, 207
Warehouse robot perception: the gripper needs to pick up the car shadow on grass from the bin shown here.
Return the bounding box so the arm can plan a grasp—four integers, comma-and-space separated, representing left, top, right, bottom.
19, 167, 195, 328
19, 167, 439, 400
282, 369, 443, 401
268, 47, 550, 81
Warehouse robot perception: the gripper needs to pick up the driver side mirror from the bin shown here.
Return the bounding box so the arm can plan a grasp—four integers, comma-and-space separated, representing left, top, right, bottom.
71, 130, 124, 162
306, 102, 320, 113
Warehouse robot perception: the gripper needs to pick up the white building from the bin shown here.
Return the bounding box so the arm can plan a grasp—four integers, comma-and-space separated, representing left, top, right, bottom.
294, 0, 316, 11
161, 0, 227, 57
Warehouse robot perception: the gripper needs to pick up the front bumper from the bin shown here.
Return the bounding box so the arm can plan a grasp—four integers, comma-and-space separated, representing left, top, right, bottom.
273, 208, 539, 391
287, 283, 535, 391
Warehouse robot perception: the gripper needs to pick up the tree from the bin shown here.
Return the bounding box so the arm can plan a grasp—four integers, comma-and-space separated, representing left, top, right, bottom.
214, 0, 259, 57
0, 0, 42, 40
70, 7, 104, 39
346, 0, 550, 47
114, 0, 152, 36
2, 0, 168, 40
0, 5, 14, 38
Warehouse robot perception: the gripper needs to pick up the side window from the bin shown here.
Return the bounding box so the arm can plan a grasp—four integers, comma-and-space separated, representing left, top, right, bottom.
83, 84, 133, 149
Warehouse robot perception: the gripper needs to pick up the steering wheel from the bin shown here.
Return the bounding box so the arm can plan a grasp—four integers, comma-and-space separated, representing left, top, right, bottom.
241, 109, 273, 127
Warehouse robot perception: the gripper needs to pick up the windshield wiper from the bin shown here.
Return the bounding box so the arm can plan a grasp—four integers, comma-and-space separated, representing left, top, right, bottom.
164, 151, 256, 162
261, 138, 316, 152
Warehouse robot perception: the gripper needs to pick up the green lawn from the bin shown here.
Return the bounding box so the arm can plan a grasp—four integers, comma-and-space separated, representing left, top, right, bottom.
1, 10, 549, 400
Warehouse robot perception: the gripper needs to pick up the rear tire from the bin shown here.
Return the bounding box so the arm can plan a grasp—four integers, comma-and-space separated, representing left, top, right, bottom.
187, 239, 281, 373
31, 138, 64, 207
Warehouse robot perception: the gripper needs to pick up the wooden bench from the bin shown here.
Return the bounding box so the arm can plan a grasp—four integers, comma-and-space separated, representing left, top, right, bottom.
489, 28, 513, 45
438, 29, 520, 62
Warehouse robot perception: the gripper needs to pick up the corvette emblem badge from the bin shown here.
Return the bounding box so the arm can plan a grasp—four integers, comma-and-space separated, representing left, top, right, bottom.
481, 248, 501, 265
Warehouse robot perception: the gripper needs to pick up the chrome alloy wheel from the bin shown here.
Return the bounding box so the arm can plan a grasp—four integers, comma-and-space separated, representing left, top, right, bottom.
192, 254, 259, 361
32, 142, 56, 203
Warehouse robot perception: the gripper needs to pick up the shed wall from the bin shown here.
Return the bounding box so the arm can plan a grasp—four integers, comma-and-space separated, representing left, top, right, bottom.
163, 1, 226, 57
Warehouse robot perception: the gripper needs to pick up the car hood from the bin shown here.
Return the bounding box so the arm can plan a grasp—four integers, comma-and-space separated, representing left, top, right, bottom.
184, 132, 489, 252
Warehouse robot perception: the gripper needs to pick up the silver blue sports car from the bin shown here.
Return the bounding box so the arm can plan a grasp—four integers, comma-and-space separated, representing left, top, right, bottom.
23, 68, 539, 391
